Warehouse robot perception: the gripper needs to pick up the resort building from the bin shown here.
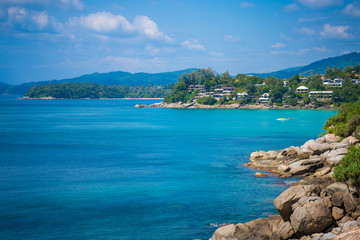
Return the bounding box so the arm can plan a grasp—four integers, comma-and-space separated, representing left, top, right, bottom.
259, 93, 270, 102
323, 78, 343, 87
308, 91, 333, 98
296, 86, 309, 94
237, 92, 249, 100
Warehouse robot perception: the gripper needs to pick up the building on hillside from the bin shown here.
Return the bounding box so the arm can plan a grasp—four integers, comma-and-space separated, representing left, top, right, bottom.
237, 92, 249, 100
323, 78, 343, 87
259, 93, 270, 102
296, 86, 308, 93
308, 91, 333, 98
255, 82, 268, 87
352, 79, 360, 84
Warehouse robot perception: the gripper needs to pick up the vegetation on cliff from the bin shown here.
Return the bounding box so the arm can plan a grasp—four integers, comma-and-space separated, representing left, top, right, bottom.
333, 145, 360, 187
25, 82, 172, 99
324, 98, 360, 138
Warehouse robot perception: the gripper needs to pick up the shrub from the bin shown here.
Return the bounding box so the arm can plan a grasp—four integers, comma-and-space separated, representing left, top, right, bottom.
334, 145, 360, 188
197, 96, 217, 105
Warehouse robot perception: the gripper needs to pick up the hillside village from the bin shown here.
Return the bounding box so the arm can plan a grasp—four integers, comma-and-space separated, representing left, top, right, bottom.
164, 66, 360, 107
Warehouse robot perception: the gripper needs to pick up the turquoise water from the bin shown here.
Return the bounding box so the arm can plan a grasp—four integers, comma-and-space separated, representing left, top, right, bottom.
0, 96, 336, 240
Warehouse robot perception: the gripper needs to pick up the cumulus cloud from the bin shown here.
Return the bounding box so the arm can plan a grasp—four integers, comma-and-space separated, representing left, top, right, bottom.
240, 2, 255, 8
6, 7, 61, 32
69, 12, 134, 33
181, 39, 206, 51
271, 42, 285, 48
145, 44, 161, 55
223, 35, 240, 42
283, 3, 300, 12
299, 27, 316, 35
297, 0, 344, 9
68, 12, 173, 42
320, 23, 351, 38
343, 1, 360, 17
133, 16, 173, 42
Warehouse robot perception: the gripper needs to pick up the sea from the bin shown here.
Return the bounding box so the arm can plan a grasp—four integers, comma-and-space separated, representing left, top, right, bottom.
0, 95, 336, 240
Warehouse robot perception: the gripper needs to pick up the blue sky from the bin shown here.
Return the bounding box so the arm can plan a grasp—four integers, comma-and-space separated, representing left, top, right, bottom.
0, 0, 359, 84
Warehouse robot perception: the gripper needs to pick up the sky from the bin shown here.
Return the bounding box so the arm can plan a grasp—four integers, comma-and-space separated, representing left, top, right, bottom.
0, 0, 359, 84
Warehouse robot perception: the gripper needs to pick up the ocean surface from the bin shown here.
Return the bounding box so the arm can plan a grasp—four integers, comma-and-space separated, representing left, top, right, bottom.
0, 96, 336, 240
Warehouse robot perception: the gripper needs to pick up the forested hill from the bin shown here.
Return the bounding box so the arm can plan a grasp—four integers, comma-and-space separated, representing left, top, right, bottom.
251, 52, 360, 79
1, 68, 198, 95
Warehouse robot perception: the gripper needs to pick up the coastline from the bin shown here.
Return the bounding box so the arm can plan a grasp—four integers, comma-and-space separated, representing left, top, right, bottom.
210, 134, 360, 240
135, 101, 337, 110
19, 96, 164, 100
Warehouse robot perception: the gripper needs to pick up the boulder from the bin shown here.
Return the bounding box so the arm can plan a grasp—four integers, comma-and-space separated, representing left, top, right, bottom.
288, 159, 324, 175
310, 232, 337, 240
134, 104, 147, 108
290, 196, 334, 236
275, 221, 294, 240
244, 218, 272, 237
322, 134, 341, 143
274, 185, 320, 221
254, 172, 268, 177
313, 167, 331, 177
332, 207, 345, 220
268, 151, 280, 160
301, 140, 332, 155
297, 149, 314, 159
331, 194, 344, 208
326, 155, 345, 166
210, 223, 253, 240
330, 228, 360, 240
343, 193, 359, 212
276, 147, 299, 161
250, 151, 270, 161
342, 136, 360, 147
327, 148, 348, 158
323, 182, 357, 196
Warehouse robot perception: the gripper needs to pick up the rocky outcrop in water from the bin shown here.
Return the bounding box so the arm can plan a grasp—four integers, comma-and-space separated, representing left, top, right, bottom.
210, 134, 360, 240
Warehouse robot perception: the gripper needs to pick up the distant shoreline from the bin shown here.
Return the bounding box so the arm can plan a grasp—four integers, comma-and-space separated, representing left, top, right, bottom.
136, 101, 338, 110
19, 96, 164, 100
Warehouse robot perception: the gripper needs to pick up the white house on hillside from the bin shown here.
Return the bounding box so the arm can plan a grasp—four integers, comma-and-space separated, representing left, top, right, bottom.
296, 86, 308, 93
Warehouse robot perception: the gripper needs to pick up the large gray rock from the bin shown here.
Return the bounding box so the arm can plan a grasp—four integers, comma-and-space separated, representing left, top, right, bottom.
250, 151, 271, 161
343, 193, 359, 212
330, 228, 360, 240
301, 140, 332, 155
326, 155, 345, 166
310, 232, 337, 240
245, 218, 273, 238
290, 196, 334, 236
332, 207, 345, 220
323, 182, 357, 196
276, 147, 299, 161
297, 149, 314, 159
275, 221, 294, 240
274, 185, 320, 221
288, 159, 324, 175
210, 223, 253, 240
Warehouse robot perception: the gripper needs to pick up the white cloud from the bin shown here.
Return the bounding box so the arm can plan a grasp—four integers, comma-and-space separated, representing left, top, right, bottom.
60, 0, 84, 10
341, 50, 351, 54
70, 12, 134, 33
240, 2, 255, 8
298, 17, 327, 22
320, 23, 351, 38
271, 42, 285, 48
68, 12, 173, 42
314, 46, 329, 52
299, 27, 316, 35
271, 49, 309, 55
280, 33, 292, 41
6, 7, 60, 32
283, 3, 300, 12
181, 39, 206, 51
297, 0, 344, 9
343, 1, 360, 17
145, 44, 161, 55
133, 16, 173, 42
223, 35, 240, 42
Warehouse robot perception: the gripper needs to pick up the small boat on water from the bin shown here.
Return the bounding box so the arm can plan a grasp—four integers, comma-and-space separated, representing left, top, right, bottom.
276, 118, 292, 121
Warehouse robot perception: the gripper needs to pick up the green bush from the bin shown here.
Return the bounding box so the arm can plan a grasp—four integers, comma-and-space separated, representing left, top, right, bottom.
333, 145, 360, 188
197, 96, 217, 105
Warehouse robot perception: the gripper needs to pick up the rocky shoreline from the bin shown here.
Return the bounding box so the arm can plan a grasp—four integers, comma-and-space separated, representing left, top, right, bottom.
210, 134, 360, 240
135, 101, 336, 110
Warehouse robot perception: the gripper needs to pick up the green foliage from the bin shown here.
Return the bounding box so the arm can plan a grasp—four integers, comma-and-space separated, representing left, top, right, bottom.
196, 96, 217, 105
333, 145, 360, 187
25, 82, 173, 99
324, 98, 360, 137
